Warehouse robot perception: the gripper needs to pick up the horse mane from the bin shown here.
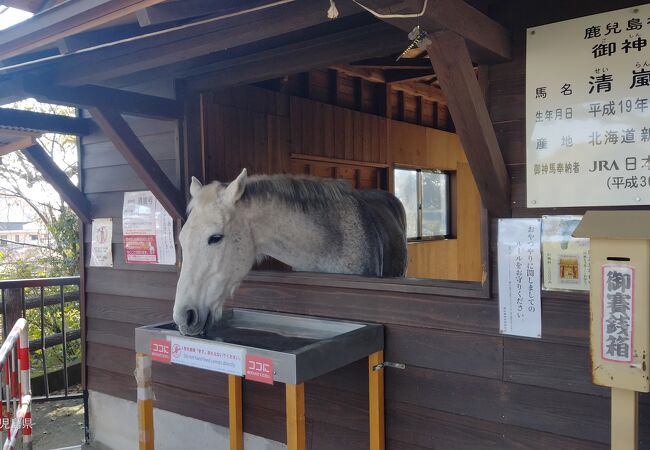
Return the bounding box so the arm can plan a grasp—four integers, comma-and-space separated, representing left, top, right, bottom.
240, 174, 357, 212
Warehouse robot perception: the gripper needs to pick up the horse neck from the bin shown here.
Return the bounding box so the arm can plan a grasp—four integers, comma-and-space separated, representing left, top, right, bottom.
241, 198, 327, 271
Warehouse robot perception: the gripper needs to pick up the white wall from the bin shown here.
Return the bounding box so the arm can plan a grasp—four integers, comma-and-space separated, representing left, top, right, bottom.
89, 390, 286, 450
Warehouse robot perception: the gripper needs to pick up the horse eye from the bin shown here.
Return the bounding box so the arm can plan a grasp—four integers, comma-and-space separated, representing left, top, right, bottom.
208, 234, 223, 245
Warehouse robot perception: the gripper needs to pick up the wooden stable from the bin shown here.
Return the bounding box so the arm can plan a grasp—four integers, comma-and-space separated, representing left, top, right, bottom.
0, 0, 648, 448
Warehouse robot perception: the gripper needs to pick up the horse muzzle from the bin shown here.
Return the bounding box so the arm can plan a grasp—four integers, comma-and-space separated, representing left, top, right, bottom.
174, 306, 209, 336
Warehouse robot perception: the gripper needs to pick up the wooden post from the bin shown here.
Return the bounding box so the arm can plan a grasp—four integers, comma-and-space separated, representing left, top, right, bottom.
368, 351, 385, 450
611, 388, 638, 450
286, 383, 306, 450
3, 288, 22, 338
228, 375, 243, 450
135, 352, 154, 450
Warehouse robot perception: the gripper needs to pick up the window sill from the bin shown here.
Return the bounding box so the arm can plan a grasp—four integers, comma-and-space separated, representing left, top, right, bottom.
245, 270, 490, 299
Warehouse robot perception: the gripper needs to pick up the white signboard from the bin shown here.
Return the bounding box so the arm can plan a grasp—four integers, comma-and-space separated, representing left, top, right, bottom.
541, 215, 590, 291
526, 4, 650, 207
122, 191, 175, 265
498, 219, 542, 338
602, 264, 634, 363
89, 218, 113, 267
170, 337, 246, 376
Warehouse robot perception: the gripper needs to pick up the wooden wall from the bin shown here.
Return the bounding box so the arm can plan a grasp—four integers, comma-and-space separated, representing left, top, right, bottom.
201, 85, 482, 282
82, 1, 650, 449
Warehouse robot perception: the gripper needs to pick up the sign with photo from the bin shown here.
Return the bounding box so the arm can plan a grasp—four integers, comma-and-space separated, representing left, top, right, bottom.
526, 4, 650, 207
122, 191, 175, 265
541, 215, 590, 291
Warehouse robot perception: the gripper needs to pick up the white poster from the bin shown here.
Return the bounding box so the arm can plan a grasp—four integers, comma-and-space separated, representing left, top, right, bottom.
542, 215, 590, 291
526, 4, 650, 208
170, 337, 246, 376
89, 218, 113, 267
602, 264, 634, 363
498, 219, 542, 338
122, 191, 175, 265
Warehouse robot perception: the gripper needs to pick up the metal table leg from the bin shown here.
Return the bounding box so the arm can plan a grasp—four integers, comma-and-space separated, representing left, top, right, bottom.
286, 383, 306, 450
228, 375, 243, 450
136, 352, 154, 450
369, 351, 385, 450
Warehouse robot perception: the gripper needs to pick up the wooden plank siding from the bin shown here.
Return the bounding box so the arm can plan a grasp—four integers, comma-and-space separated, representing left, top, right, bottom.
80, 2, 650, 449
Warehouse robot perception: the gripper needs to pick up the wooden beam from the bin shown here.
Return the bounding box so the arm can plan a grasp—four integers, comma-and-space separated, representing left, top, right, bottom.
50, 0, 363, 87
426, 31, 509, 217
351, 56, 432, 69
185, 23, 406, 92
88, 107, 185, 220
0, 0, 44, 13
136, 0, 272, 27
384, 68, 433, 83
0, 136, 36, 157
0, 0, 167, 61
358, 0, 511, 63
22, 143, 92, 223
0, 108, 93, 136
16, 78, 183, 121
390, 80, 446, 103
333, 64, 385, 84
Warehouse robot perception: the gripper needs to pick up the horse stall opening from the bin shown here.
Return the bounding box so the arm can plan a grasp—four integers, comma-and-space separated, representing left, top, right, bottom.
14, 0, 642, 448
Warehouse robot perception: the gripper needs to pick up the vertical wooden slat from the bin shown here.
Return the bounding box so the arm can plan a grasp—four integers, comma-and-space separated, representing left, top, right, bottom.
228, 375, 243, 450
344, 109, 354, 160
136, 352, 154, 450
354, 77, 363, 111
286, 383, 306, 450
328, 69, 338, 106
369, 351, 385, 450
611, 388, 638, 450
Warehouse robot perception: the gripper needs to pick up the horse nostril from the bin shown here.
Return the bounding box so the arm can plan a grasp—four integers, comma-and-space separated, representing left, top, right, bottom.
186, 308, 198, 327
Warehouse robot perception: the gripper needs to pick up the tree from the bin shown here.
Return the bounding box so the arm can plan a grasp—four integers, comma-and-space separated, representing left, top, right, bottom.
0, 99, 81, 381
0, 100, 80, 278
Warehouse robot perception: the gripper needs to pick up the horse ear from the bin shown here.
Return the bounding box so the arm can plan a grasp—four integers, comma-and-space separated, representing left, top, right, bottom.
224, 169, 247, 204
189, 176, 203, 198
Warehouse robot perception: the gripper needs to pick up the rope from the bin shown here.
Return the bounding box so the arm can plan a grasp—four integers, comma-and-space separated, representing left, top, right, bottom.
351, 0, 428, 19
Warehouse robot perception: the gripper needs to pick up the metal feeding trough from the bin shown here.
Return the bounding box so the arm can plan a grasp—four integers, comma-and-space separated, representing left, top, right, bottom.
134, 308, 386, 450
135, 308, 384, 384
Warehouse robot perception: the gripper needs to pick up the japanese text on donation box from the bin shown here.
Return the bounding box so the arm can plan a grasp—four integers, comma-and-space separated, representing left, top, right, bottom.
602, 265, 635, 363
122, 191, 175, 265
498, 219, 542, 338
526, 4, 650, 207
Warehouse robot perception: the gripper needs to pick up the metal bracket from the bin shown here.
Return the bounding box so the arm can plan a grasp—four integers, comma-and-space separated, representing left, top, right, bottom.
373, 361, 406, 371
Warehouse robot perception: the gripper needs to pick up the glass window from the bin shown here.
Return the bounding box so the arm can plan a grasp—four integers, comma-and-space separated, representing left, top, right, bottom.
394, 168, 450, 240
394, 168, 418, 239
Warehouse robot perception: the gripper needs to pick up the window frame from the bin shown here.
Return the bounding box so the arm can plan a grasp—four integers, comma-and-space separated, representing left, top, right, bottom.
394, 166, 452, 242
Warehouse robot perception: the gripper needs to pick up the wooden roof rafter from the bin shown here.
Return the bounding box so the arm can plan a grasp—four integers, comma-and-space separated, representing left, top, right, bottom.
21, 142, 92, 223
0, 76, 183, 121
0, 107, 93, 135
0, 0, 168, 61
88, 107, 185, 221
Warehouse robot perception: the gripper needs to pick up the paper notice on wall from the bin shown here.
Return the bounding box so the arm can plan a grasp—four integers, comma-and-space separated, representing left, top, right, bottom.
122, 191, 175, 265
542, 215, 590, 292
498, 219, 542, 338
170, 337, 246, 376
89, 218, 113, 267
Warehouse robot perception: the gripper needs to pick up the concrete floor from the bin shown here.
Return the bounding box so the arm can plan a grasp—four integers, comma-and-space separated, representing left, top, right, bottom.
31, 398, 85, 450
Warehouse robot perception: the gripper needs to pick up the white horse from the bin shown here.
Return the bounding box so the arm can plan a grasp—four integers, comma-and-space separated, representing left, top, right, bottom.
173, 169, 407, 335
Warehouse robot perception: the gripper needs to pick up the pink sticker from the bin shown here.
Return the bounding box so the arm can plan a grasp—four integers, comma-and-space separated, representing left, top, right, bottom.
124, 235, 157, 264
245, 355, 274, 385
150, 338, 171, 363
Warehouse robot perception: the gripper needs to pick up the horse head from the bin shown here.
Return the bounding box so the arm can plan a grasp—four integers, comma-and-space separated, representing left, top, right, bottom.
173, 169, 255, 335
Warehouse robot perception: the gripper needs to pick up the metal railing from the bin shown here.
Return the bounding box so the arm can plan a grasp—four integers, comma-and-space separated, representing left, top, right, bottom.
0, 277, 81, 401
0, 318, 32, 450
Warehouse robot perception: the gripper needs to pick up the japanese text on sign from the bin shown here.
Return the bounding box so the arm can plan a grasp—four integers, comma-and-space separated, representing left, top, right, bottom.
526, 4, 650, 207
602, 265, 635, 363
498, 219, 542, 338
169, 337, 245, 376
